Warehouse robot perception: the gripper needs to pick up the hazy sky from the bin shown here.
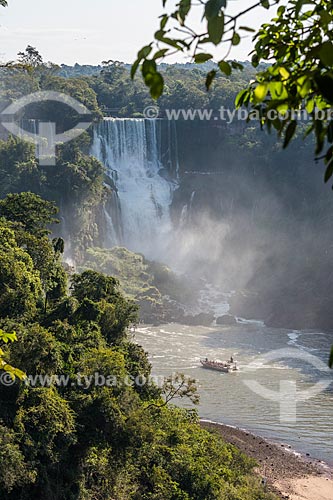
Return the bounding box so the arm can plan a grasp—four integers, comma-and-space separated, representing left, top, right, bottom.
0, 0, 278, 65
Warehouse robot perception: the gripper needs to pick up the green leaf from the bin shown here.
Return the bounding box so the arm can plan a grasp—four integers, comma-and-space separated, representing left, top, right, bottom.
200, 37, 213, 44
254, 83, 268, 102
319, 41, 333, 66
269, 81, 288, 100
261, 0, 270, 8
277, 5, 286, 16
149, 72, 164, 99
142, 59, 157, 78
319, 9, 332, 26
231, 32, 241, 46
314, 119, 325, 155
252, 54, 260, 68
283, 120, 297, 148
131, 58, 140, 79
304, 123, 315, 138
141, 59, 164, 98
160, 15, 169, 30
305, 99, 315, 114
205, 0, 226, 20
132, 45, 153, 79
153, 49, 169, 60
218, 60, 231, 76
325, 145, 333, 162
272, 118, 283, 132
235, 89, 248, 107
194, 53, 213, 63
206, 70, 217, 90
297, 77, 311, 98
231, 61, 244, 70
208, 13, 224, 45
137, 45, 153, 60
324, 160, 333, 183
279, 67, 290, 80
0, 330, 17, 343
178, 0, 191, 23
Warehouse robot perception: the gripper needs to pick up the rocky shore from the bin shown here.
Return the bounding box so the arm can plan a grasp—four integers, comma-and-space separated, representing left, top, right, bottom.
201, 420, 333, 500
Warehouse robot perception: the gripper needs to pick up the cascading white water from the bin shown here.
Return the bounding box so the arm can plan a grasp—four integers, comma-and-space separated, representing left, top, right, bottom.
91, 118, 178, 258
179, 190, 196, 228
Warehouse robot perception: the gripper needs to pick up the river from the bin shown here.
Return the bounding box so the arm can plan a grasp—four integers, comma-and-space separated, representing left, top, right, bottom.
135, 320, 333, 466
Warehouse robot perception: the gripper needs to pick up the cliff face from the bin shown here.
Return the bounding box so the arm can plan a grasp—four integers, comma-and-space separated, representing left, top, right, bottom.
57, 180, 117, 263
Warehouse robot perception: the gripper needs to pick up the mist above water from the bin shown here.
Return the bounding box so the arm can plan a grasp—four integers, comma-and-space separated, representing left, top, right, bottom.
90, 117, 333, 329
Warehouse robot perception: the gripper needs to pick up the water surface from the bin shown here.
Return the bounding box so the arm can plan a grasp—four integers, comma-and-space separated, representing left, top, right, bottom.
135, 322, 333, 465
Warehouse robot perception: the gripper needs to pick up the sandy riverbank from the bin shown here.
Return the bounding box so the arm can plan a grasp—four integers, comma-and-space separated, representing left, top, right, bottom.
201, 420, 332, 500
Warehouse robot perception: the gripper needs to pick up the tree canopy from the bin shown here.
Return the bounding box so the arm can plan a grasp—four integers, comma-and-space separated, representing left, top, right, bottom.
0, 192, 59, 236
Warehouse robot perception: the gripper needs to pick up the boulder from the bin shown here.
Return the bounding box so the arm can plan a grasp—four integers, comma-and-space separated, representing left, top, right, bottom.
182, 312, 215, 326
216, 314, 237, 326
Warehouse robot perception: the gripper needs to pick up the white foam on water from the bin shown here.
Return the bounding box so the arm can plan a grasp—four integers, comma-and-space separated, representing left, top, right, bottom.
237, 317, 266, 326
287, 331, 301, 345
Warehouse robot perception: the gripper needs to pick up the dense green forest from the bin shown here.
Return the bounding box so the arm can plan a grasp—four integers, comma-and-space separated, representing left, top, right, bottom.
0, 192, 275, 500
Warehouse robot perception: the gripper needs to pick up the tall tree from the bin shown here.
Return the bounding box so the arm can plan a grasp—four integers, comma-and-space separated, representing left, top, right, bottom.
0, 224, 43, 319
17, 45, 43, 67
0, 192, 59, 237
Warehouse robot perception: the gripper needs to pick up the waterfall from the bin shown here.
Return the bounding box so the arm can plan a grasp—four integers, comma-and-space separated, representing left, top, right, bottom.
91, 118, 178, 258
179, 191, 196, 228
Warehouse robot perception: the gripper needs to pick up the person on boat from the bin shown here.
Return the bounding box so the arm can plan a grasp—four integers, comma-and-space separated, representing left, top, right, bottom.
230, 356, 234, 363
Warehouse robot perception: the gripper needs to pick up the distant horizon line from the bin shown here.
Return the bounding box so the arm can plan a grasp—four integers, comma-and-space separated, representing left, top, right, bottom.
50, 59, 253, 68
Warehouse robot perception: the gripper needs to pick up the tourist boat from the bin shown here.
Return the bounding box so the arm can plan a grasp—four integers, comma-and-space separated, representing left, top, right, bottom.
200, 358, 238, 373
